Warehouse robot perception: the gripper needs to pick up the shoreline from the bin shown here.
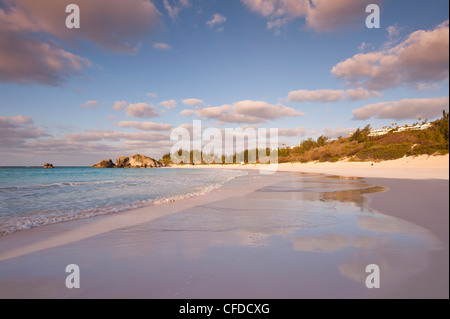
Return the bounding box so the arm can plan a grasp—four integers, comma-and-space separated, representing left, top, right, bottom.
170, 154, 449, 180
0, 163, 448, 298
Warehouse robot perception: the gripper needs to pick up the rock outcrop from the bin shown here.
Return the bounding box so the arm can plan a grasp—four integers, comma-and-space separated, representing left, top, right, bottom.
92, 159, 116, 168
43, 163, 54, 168
93, 155, 162, 168
129, 154, 162, 168
116, 156, 130, 168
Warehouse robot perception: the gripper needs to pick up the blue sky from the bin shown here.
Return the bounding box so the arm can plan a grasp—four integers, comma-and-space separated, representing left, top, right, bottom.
0, 0, 449, 165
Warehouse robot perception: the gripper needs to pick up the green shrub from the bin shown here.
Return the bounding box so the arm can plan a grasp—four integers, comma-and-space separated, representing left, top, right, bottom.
355, 143, 413, 161
407, 143, 449, 156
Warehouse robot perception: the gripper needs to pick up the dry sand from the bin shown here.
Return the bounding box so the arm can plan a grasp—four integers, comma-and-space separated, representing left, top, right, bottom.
0, 155, 448, 299
173, 154, 449, 180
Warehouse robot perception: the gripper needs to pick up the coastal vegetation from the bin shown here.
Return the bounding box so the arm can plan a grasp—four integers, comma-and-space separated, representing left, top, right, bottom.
165, 111, 449, 165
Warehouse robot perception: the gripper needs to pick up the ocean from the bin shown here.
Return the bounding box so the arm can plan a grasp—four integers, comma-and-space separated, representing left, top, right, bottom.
0, 167, 246, 236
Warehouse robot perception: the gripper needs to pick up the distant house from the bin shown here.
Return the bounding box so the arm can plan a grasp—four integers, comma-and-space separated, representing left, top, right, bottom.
369, 123, 433, 136
368, 128, 390, 137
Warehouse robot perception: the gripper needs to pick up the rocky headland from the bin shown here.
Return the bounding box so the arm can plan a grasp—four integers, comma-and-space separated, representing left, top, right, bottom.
93, 155, 162, 168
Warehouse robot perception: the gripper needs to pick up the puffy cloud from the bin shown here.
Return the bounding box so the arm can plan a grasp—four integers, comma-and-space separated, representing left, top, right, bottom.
352, 97, 449, 121
278, 127, 308, 137
153, 42, 172, 50
22, 130, 173, 161
0, 115, 49, 149
180, 109, 195, 116
0, 0, 161, 53
0, 20, 91, 86
182, 98, 204, 106
332, 21, 450, 90
288, 89, 346, 103
206, 14, 227, 31
113, 101, 128, 111
66, 130, 168, 143
0, 115, 32, 125
113, 101, 161, 118
346, 88, 381, 101
191, 100, 303, 124
81, 100, 100, 110
287, 88, 380, 102
206, 13, 227, 27
0, 0, 161, 85
160, 100, 177, 110
241, 0, 309, 18
0, 116, 175, 164
306, 0, 381, 32
126, 103, 160, 118
266, 17, 289, 35
241, 0, 309, 34
117, 121, 172, 131
241, 0, 380, 34
194, 104, 232, 119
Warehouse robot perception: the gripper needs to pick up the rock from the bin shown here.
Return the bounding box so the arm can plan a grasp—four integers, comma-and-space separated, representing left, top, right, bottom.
116, 156, 130, 168
43, 163, 54, 168
129, 154, 162, 168
92, 159, 116, 168
93, 155, 162, 168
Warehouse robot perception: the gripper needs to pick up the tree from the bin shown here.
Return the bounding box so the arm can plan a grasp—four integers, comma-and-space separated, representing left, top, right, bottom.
350, 125, 371, 143
316, 135, 329, 147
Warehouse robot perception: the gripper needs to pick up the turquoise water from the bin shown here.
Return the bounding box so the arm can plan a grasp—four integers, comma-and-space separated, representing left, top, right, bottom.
0, 167, 246, 235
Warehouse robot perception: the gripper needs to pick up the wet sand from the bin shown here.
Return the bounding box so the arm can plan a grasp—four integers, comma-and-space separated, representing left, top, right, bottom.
0, 170, 448, 299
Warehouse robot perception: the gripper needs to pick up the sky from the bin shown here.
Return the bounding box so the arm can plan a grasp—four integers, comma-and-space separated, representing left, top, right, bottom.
0, 0, 449, 166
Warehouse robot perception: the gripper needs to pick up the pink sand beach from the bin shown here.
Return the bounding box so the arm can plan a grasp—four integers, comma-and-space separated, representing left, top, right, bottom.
0, 155, 448, 299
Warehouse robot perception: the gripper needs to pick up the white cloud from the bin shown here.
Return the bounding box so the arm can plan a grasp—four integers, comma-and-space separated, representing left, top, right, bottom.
267, 18, 289, 36
346, 88, 381, 101
113, 101, 128, 111
332, 20, 450, 90
126, 103, 160, 118
191, 100, 303, 124
241, 0, 380, 34
117, 121, 172, 131
182, 98, 204, 106
81, 100, 100, 110
180, 109, 195, 116
352, 97, 449, 121
287, 88, 380, 102
0, 0, 162, 85
153, 42, 171, 50
0, 115, 49, 149
287, 89, 346, 103
0, 115, 33, 125
206, 14, 227, 31
160, 99, 177, 110
164, 0, 190, 21
278, 127, 308, 137
306, 0, 381, 32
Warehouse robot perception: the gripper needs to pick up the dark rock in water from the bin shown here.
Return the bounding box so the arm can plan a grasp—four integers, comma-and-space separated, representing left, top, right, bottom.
43, 163, 54, 168
92, 159, 116, 168
116, 156, 130, 168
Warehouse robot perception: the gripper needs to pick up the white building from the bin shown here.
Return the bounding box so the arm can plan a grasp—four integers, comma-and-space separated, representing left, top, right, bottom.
370, 123, 433, 136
